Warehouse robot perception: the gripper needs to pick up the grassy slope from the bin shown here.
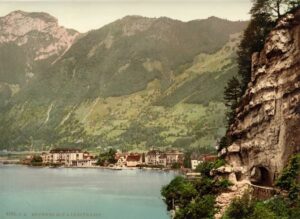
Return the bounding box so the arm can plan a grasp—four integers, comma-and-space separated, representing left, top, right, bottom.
69, 35, 240, 151
0, 16, 245, 151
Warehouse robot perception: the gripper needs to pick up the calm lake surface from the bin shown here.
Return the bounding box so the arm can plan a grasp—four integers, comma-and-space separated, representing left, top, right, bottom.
0, 165, 176, 219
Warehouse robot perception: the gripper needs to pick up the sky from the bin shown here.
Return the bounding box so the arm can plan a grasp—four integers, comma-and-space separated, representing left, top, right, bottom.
0, 0, 252, 32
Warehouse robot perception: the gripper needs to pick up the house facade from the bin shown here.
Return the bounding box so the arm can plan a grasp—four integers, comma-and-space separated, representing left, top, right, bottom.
41, 148, 96, 167
191, 160, 202, 170
126, 154, 142, 167
158, 154, 167, 167
145, 150, 162, 165
165, 150, 184, 167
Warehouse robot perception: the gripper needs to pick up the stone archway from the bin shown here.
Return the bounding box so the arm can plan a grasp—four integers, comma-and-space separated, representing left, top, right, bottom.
250, 166, 273, 187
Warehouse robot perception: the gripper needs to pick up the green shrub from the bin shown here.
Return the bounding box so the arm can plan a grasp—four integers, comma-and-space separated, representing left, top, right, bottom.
30, 155, 43, 166
276, 154, 300, 201
161, 176, 198, 210
265, 197, 289, 218
214, 178, 233, 191
192, 177, 215, 196
175, 195, 216, 219
223, 194, 299, 219
251, 202, 277, 219
222, 192, 254, 219
96, 148, 117, 166
195, 159, 225, 178
171, 162, 181, 170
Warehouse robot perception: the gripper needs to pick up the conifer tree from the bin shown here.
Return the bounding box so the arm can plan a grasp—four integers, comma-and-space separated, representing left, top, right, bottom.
224, 76, 242, 127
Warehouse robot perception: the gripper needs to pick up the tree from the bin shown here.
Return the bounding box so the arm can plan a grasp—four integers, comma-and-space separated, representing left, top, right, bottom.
238, 2, 275, 93
31, 155, 43, 163
175, 195, 216, 219
289, 1, 300, 9
251, 0, 291, 20
96, 148, 117, 166
183, 151, 192, 169
237, 0, 298, 93
30, 155, 43, 166
221, 0, 278, 148
224, 76, 242, 108
161, 176, 197, 210
224, 76, 242, 126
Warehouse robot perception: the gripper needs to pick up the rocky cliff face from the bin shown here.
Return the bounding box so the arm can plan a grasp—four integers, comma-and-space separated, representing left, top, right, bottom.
223, 9, 300, 187
0, 10, 80, 61
0, 11, 80, 104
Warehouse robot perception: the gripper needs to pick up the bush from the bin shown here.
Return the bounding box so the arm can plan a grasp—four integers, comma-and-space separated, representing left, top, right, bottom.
251, 202, 277, 219
276, 154, 300, 201
175, 195, 216, 219
214, 178, 233, 191
195, 159, 225, 178
265, 197, 289, 218
30, 155, 43, 166
161, 176, 198, 210
171, 162, 181, 170
223, 193, 300, 219
96, 148, 117, 166
223, 192, 254, 219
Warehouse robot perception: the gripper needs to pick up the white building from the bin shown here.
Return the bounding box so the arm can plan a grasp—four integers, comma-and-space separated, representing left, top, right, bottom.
191, 160, 203, 170
126, 154, 142, 167
145, 150, 162, 165
165, 150, 184, 167
41, 148, 96, 167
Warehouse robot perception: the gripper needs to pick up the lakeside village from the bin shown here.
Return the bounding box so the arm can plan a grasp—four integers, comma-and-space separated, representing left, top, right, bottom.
13, 148, 217, 173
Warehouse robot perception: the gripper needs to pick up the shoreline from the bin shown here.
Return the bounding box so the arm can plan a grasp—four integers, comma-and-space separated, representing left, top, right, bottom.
0, 162, 181, 173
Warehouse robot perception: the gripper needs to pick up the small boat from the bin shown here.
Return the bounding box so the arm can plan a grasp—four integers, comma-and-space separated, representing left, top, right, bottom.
111, 166, 122, 170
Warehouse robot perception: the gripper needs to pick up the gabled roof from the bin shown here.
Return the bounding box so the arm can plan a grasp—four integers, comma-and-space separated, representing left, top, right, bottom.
126, 154, 141, 162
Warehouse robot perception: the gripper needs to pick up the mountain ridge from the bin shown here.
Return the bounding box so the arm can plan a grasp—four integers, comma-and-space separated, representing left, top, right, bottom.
0, 10, 247, 152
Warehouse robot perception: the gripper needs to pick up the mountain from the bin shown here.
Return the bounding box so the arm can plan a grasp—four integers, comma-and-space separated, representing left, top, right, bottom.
0, 10, 80, 104
36, 15, 246, 100
0, 11, 247, 152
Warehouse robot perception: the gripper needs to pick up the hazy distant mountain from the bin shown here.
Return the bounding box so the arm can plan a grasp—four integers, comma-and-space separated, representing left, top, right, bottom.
0, 11, 247, 152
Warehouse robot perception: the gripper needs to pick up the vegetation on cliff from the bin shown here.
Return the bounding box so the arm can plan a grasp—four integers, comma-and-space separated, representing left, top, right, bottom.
161, 159, 230, 218
223, 154, 300, 219
221, 0, 300, 149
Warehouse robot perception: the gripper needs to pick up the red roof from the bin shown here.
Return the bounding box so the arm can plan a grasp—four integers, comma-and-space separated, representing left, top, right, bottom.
203, 155, 218, 162
126, 154, 141, 162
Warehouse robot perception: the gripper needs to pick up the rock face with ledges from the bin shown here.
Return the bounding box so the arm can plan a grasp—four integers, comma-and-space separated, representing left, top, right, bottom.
225, 9, 300, 187
0, 10, 80, 61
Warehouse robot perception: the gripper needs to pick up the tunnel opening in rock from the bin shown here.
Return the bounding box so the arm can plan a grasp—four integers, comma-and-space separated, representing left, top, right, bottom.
236, 172, 242, 181
250, 166, 273, 187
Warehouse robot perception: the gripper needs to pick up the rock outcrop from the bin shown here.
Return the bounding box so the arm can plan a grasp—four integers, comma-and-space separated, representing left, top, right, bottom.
0, 10, 80, 61
214, 10, 300, 219
223, 9, 300, 187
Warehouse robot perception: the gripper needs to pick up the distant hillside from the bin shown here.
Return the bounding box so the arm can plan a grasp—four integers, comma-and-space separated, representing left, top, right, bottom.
32, 15, 246, 100
0, 11, 247, 152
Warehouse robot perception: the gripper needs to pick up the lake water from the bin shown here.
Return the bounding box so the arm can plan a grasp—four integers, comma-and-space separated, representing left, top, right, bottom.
0, 166, 176, 219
